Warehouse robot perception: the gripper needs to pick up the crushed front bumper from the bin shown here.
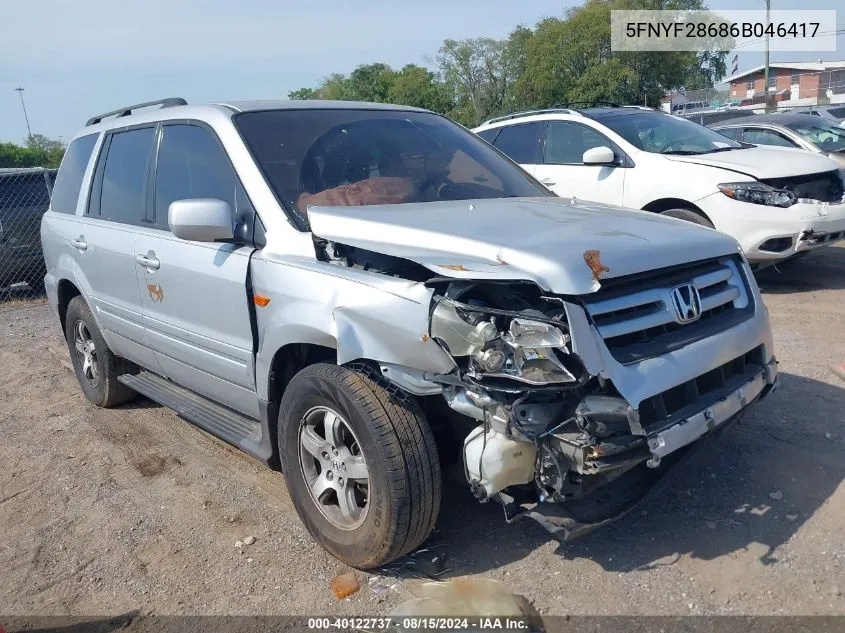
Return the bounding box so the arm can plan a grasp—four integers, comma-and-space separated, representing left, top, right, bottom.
501, 356, 778, 540
647, 355, 777, 460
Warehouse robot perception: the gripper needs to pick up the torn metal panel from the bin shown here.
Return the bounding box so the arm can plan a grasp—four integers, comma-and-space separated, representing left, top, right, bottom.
251, 254, 455, 400
307, 196, 740, 295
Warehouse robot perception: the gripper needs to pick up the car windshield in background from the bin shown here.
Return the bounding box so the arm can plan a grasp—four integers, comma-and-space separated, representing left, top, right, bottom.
787, 119, 845, 152
234, 109, 552, 227
600, 112, 744, 155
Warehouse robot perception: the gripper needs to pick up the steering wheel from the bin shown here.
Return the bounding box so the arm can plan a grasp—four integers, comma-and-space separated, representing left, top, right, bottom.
417, 175, 453, 202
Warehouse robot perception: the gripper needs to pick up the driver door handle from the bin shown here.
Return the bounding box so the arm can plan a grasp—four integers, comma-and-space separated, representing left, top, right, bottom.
540, 178, 556, 186
71, 236, 87, 252
135, 253, 160, 270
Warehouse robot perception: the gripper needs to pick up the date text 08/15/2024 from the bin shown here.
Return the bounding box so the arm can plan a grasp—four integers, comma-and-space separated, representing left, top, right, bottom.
306, 617, 532, 630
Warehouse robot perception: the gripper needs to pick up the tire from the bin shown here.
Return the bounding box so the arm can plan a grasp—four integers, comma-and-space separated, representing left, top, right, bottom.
658, 207, 715, 228
278, 363, 441, 569
64, 296, 137, 408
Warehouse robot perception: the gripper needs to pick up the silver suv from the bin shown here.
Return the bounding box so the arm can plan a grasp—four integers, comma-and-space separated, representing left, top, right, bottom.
42, 98, 778, 568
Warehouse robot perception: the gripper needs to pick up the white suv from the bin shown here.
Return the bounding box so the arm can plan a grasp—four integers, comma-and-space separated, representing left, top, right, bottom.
473, 106, 845, 265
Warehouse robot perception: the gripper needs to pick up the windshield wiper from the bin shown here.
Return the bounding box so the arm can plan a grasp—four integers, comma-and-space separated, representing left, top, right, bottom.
659, 149, 705, 155
700, 146, 746, 154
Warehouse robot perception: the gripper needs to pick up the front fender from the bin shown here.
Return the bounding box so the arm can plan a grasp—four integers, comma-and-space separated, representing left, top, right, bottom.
252, 255, 455, 400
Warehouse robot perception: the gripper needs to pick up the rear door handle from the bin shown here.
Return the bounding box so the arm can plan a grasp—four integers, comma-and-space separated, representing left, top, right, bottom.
135, 253, 160, 270
71, 237, 87, 251
540, 178, 556, 186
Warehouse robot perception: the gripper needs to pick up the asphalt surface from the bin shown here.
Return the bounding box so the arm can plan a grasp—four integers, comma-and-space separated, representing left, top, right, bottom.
1, 244, 843, 617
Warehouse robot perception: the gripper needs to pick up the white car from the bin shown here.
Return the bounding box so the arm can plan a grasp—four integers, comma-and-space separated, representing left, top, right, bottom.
473, 106, 845, 265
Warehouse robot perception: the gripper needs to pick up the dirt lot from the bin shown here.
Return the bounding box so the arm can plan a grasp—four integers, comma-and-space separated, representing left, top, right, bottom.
1, 245, 844, 617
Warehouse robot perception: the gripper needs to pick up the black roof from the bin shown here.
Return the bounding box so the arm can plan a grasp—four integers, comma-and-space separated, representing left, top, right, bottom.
710, 112, 826, 127
580, 107, 661, 120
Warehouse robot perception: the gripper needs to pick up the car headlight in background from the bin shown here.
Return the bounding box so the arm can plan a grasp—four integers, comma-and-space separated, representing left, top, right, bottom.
718, 182, 796, 208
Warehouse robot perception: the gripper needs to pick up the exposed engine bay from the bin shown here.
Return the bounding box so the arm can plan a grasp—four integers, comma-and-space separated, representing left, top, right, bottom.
317, 240, 776, 539
427, 281, 655, 510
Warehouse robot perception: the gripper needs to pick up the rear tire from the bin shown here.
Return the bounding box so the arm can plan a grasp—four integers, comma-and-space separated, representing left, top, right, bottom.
64, 296, 137, 407
659, 208, 714, 228
278, 363, 441, 569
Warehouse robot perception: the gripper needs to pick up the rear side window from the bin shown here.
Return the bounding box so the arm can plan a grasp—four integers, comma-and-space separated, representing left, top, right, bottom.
51, 133, 98, 214
492, 122, 544, 164
154, 124, 238, 226
96, 127, 156, 224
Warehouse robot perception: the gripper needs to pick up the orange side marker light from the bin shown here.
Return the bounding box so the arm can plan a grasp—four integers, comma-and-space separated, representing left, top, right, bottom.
253, 294, 271, 307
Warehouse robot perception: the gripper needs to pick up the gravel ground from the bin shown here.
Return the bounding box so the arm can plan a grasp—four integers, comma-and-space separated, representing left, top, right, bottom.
1, 244, 843, 617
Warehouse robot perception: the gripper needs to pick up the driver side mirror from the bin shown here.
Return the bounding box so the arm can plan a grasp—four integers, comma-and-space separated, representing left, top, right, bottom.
168, 199, 234, 242
582, 146, 617, 165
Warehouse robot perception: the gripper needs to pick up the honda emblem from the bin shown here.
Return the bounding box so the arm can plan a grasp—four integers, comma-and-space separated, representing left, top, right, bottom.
670, 284, 702, 324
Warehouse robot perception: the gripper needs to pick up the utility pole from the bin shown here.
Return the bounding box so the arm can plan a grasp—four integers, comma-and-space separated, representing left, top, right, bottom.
763, 0, 771, 110
14, 87, 33, 140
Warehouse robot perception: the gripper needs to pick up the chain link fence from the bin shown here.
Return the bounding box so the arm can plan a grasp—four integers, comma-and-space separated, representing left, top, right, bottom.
0, 167, 56, 303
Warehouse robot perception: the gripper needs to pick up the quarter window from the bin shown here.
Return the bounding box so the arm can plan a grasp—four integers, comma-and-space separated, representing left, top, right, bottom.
51, 133, 98, 214
97, 127, 155, 224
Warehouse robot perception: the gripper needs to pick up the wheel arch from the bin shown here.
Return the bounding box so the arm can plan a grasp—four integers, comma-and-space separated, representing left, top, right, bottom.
266, 342, 338, 406
57, 279, 82, 333
641, 198, 709, 219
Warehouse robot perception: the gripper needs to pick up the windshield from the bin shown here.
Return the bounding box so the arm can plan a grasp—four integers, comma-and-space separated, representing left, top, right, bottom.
599, 112, 744, 155
787, 119, 845, 152
234, 109, 552, 228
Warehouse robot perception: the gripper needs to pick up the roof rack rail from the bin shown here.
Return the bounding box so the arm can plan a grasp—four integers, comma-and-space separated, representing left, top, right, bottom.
554, 100, 622, 109
85, 97, 188, 126
481, 108, 581, 126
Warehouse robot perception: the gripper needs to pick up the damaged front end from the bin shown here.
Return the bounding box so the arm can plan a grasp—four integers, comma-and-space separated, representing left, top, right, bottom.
423, 278, 775, 540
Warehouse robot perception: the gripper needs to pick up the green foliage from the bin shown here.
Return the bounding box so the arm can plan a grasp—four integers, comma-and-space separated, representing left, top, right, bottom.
288, 87, 316, 100
284, 0, 728, 127
0, 135, 66, 169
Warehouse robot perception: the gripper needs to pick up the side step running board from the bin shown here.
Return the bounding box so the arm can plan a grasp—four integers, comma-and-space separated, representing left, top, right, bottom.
118, 372, 273, 463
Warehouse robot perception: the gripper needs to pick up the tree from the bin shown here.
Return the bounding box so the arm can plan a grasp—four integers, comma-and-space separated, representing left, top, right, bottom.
511, 0, 728, 109
436, 38, 511, 125
288, 87, 316, 100
387, 64, 453, 112
0, 135, 65, 169
314, 73, 350, 100
345, 63, 395, 103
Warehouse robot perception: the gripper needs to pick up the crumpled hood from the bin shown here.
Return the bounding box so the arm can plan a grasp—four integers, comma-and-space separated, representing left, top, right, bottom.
308, 197, 741, 296
663, 145, 839, 179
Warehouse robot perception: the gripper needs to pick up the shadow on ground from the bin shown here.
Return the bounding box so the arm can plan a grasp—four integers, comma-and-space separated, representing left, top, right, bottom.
755, 245, 845, 294
433, 371, 844, 575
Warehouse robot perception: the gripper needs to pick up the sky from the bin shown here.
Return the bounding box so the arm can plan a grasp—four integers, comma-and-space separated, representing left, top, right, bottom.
1, 0, 843, 144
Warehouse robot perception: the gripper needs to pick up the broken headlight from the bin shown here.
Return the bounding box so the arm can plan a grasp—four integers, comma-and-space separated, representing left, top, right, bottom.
431, 300, 576, 386
717, 182, 796, 208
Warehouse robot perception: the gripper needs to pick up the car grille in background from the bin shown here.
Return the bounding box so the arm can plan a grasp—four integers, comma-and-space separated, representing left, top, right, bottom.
638, 345, 765, 433
581, 256, 755, 364
760, 169, 845, 204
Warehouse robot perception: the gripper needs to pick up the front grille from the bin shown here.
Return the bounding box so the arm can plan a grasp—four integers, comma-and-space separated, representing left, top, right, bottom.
581, 256, 754, 364
638, 345, 765, 433
760, 169, 845, 204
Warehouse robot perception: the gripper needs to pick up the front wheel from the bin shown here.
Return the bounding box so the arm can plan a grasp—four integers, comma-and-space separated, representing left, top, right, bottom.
279, 364, 441, 569
658, 208, 714, 228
